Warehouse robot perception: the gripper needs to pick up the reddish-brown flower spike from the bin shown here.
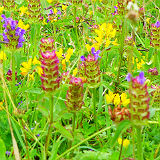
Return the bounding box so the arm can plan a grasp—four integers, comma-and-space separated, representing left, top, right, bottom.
3, 0, 15, 11
128, 73, 150, 121
150, 21, 160, 49
6, 69, 17, 81
40, 38, 54, 53
27, 0, 41, 23
65, 77, 84, 112
108, 106, 130, 123
40, 51, 60, 92
85, 54, 101, 87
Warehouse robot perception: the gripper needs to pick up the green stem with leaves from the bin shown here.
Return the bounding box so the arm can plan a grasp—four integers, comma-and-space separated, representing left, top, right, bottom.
12, 51, 16, 99
72, 112, 76, 138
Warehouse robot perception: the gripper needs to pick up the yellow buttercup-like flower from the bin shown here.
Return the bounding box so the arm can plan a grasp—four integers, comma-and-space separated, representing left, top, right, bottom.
20, 58, 32, 76
121, 93, 130, 106
114, 93, 120, 106
62, 5, 67, 11
118, 138, 130, 148
18, 19, 30, 30
56, 48, 63, 59
106, 90, 115, 104
19, 6, 29, 16
66, 48, 73, 62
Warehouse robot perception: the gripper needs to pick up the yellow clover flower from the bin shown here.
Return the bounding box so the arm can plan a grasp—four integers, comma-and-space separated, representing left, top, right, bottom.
106, 90, 115, 104
19, 6, 29, 16
0, 6, 4, 14
121, 93, 130, 106
18, 19, 30, 30
114, 93, 120, 106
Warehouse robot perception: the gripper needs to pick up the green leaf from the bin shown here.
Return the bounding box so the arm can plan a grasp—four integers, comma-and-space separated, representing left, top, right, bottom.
54, 122, 73, 140
0, 138, 6, 160
111, 120, 132, 147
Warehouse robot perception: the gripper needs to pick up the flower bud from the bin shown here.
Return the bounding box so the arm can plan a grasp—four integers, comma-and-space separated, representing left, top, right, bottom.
6, 69, 17, 81
40, 38, 54, 53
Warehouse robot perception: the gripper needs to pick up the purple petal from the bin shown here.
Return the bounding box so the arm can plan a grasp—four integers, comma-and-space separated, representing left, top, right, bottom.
126, 73, 132, 82
91, 47, 95, 54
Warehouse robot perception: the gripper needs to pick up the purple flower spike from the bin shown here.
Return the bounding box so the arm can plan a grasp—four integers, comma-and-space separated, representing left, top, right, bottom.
6, 151, 11, 156
81, 55, 86, 61
155, 21, 160, 28
137, 71, 146, 85
126, 73, 132, 82
91, 47, 95, 54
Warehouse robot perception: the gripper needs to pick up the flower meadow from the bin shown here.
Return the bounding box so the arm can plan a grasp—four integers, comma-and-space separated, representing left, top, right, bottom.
0, 0, 160, 159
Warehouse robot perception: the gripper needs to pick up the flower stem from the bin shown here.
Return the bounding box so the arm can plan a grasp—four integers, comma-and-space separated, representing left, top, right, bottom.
12, 51, 16, 98
92, 88, 98, 131
72, 112, 76, 138
45, 95, 54, 157
136, 126, 143, 160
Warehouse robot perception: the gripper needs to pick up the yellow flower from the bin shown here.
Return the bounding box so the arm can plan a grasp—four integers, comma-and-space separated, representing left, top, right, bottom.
47, 0, 53, 3
20, 58, 32, 76
112, 38, 119, 46
66, 48, 73, 62
118, 138, 130, 148
19, 6, 28, 16
32, 56, 41, 65
0, 51, 7, 61
114, 93, 120, 106
0, 100, 4, 111
29, 73, 34, 81
62, 5, 67, 10
73, 68, 78, 76
85, 44, 92, 52
146, 18, 150, 24
121, 93, 130, 106
43, 18, 47, 25
62, 59, 66, 70
105, 39, 111, 48
54, 8, 57, 14
36, 66, 43, 76
18, 19, 30, 30
56, 48, 63, 59
106, 90, 115, 104
0, 6, 4, 14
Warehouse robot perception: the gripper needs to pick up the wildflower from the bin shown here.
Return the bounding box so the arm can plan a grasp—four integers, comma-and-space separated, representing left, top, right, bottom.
128, 72, 150, 121
0, 6, 4, 13
18, 19, 30, 30
6, 151, 11, 156
6, 69, 17, 81
1, 15, 26, 49
91, 47, 101, 60
19, 6, 29, 16
155, 21, 160, 28
62, 5, 67, 11
0, 51, 7, 61
73, 68, 78, 76
121, 93, 130, 106
40, 51, 60, 91
106, 90, 115, 104
126, 73, 132, 82
20, 58, 32, 76
56, 48, 63, 59
65, 77, 84, 112
66, 48, 73, 62
118, 138, 130, 148
114, 93, 121, 106
148, 68, 158, 75
0, 100, 4, 110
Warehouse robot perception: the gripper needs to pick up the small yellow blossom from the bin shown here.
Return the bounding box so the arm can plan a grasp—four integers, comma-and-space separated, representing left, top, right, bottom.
114, 93, 120, 106
105, 39, 111, 48
0, 51, 7, 61
54, 8, 57, 14
73, 68, 78, 76
112, 38, 119, 46
0, 100, 4, 110
19, 6, 28, 16
32, 56, 41, 65
43, 18, 47, 25
66, 48, 73, 62
62, 5, 67, 11
106, 90, 115, 104
0, 6, 4, 14
56, 48, 63, 59
47, 0, 53, 3
146, 18, 150, 24
118, 138, 130, 148
85, 44, 92, 52
20, 58, 32, 76
29, 73, 34, 81
121, 93, 130, 106
62, 59, 66, 70
36, 66, 43, 76
18, 19, 30, 30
